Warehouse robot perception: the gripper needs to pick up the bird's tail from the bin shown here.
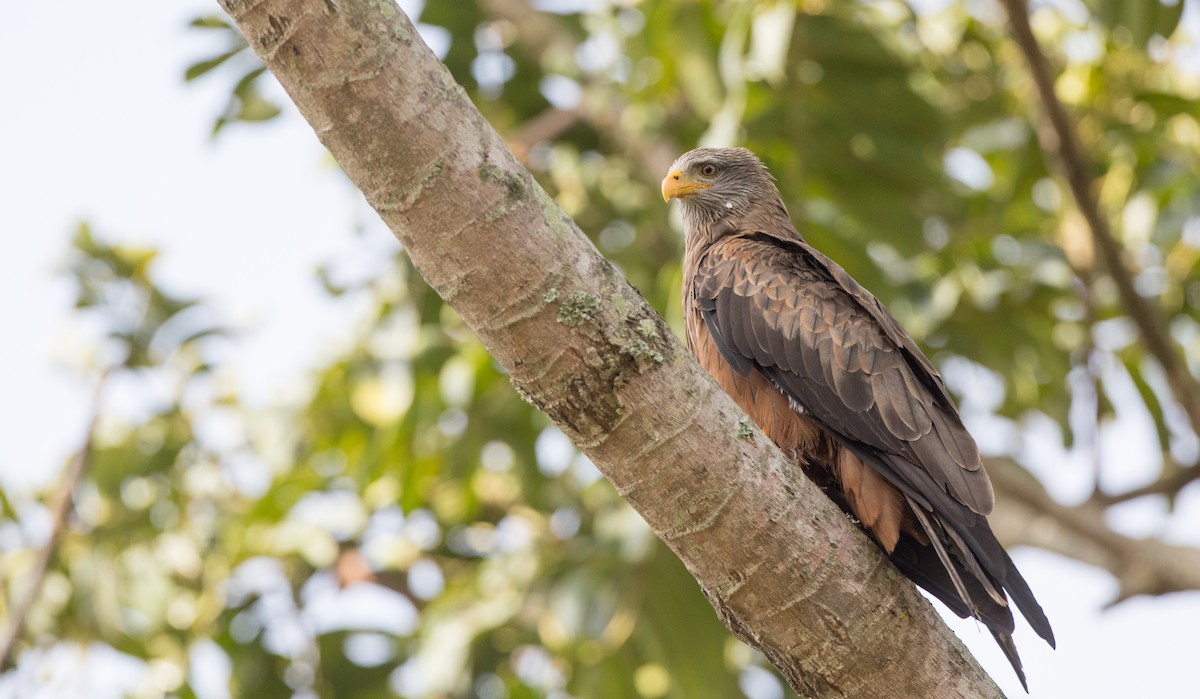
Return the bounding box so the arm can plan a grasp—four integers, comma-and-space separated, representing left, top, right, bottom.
888, 503, 1053, 692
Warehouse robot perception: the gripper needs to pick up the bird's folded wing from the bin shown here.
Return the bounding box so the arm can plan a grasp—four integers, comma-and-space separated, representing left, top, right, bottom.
694, 233, 995, 516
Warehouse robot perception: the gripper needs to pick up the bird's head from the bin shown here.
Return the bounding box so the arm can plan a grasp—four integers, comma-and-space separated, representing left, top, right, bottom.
661, 147, 779, 226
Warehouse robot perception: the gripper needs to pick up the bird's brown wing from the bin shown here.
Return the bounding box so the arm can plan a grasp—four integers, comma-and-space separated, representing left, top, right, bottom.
694, 232, 993, 515
693, 232, 1054, 654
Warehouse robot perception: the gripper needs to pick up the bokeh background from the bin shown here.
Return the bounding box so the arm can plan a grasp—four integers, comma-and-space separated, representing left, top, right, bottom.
3, 0, 1200, 697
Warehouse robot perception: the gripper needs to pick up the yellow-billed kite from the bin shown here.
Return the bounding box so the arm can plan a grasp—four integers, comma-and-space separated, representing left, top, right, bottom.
664, 147, 1054, 689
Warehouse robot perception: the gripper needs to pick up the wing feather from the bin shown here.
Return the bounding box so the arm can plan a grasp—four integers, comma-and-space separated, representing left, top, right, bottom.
746, 295, 778, 367
832, 345, 875, 412
694, 233, 993, 516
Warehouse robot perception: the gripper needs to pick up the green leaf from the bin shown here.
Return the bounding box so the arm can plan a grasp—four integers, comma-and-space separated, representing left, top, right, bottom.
184, 49, 239, 81
1084, 0, 1185, 46
189, 15, 231, 30
0, 487, 16, 520
236, 95, 282, 122
232, 66, 268, 99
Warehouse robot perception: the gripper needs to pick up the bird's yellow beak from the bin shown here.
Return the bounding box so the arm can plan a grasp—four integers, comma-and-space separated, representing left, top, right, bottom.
662, 168, 711, 202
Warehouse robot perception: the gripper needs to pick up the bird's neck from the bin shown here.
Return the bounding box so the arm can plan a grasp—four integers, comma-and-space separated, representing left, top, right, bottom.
682, 196, 802, 254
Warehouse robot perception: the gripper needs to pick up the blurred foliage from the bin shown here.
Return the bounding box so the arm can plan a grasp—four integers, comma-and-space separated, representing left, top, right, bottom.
186, 15, 281, 134
6, 0, 1200, 697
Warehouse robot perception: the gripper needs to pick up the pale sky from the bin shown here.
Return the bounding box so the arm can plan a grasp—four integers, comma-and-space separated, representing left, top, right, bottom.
0, 1, 1197, 698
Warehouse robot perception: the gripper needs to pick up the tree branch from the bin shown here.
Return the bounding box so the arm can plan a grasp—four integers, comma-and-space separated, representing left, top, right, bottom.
997, 0, 1200, 441
217, 0, 1005, 695
988, 458, 1200, 603
1091, 463, 1200, 506
0, 374, 107, 670
505, 105, 582, 164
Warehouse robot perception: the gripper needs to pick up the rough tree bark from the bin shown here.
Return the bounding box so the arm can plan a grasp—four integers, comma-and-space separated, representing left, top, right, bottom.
217, 0, 1006, 696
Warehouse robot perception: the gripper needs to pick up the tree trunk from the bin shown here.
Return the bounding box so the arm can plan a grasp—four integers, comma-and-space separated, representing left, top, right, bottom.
217, 0, 1005, 696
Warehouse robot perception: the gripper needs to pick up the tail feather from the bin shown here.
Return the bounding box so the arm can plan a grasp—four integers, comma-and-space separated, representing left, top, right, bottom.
889, 533, 1016, 634
990, 628, 1029, 693
904, 495, 977, 615
887, 500, 1052, 691
999, 548, 1056, 648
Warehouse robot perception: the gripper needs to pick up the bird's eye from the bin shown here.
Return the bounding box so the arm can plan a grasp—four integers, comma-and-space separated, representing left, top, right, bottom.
700, 163, 717, 176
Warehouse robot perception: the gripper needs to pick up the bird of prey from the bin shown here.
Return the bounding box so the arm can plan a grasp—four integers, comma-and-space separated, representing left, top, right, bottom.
662, 147, 1054, 689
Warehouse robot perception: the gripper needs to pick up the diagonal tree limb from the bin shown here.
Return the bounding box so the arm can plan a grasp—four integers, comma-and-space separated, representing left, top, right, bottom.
216, 0, 1006, 695
0, 373, 108, 670
997, 0, 1200, 445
